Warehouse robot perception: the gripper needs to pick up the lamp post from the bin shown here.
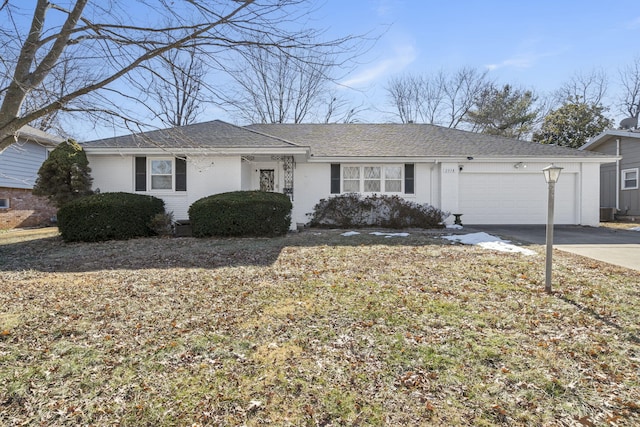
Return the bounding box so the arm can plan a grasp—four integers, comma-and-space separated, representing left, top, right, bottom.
542, 164, 563, 293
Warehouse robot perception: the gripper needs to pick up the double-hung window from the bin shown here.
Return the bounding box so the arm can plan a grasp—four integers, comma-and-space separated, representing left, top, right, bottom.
135, 156, 187, 192
622, 168, 639, 190
364, 166, 381, 192
343, 166, 361, 192
150, 159, 173, 190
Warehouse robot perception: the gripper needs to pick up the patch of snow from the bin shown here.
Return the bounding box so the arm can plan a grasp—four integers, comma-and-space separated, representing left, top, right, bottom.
341, 231, 361, 236
446, 224, 463, 230
442, 232, 536, 256
629, 227, 640, 231
369, 232, 410, 238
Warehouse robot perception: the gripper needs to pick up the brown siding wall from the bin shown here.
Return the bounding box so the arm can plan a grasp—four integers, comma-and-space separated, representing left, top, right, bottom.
0, 187, 57, 229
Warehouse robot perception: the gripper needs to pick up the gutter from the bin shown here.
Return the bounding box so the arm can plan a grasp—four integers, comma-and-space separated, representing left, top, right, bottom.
82, 146, 310, 156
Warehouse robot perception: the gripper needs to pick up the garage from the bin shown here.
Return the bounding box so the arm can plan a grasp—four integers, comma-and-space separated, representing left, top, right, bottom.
458, 172, 577, 224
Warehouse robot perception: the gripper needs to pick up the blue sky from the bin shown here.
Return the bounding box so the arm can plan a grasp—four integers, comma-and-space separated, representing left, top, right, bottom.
51, 0, 640, 139
318, 0, 640, 122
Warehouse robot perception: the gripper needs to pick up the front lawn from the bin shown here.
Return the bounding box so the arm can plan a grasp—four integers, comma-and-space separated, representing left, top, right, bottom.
1, 230, 638, 426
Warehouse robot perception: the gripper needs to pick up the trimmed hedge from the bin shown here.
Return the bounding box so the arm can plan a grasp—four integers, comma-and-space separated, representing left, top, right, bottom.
308, 193, 448, 229
57, 192, 165, 242
189, 191, 292, 237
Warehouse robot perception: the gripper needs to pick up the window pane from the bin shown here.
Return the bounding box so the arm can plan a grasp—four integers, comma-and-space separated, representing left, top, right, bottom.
151, 160, 172, 175
152, 175, 172, 189
623, 170, 638, 189
343, 166, 360, 179
364, 179, 381, 192
343, 180, 360, 192
364, 166, 380, 179
385, 180, 402, 192
385, 166, 402, 179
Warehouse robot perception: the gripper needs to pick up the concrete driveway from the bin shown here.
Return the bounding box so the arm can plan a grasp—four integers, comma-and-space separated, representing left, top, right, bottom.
464, 225, 640, 271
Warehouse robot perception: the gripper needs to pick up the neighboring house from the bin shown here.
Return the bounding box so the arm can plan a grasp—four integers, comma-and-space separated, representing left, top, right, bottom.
581, 129, 640, 219
0, 126, 62, 229
81, 120, 616, 228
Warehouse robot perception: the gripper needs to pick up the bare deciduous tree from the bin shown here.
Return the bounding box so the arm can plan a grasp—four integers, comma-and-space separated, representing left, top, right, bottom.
618, 56, 640, 119
224, 42, 342, 124
322, 93, 364, 124
554, 69, 608, 106
0, 0, 359, 150
385, 73, 426, 124
145, 47, 208, 127
385, 67, 490, 127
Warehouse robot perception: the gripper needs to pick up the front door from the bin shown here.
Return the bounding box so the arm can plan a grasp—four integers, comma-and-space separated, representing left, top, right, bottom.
260, 169, 275, 192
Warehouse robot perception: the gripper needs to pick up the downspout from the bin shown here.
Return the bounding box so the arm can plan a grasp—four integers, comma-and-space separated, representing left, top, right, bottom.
616, 138, 620, 211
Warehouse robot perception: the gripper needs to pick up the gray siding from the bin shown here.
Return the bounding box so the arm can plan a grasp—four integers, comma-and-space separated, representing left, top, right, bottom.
600, 166, 616, 207
620, 138, 640, 215
0, 141, 48, 189
592, 137, 640, 215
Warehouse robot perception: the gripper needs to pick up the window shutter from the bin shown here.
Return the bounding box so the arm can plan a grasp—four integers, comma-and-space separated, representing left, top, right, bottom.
135, 157, 146, 191
175, 157, 187, 191
404, 164, 415, 194
330, 164, 340, 194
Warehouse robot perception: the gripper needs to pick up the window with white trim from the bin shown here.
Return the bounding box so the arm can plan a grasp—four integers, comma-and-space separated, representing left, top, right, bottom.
621, 168, 638, 190
150, 159, 173, 190
0, 198, 9, 209
135, 156, 187, 192
339, 165, 408, 194
343, 166, 360, 192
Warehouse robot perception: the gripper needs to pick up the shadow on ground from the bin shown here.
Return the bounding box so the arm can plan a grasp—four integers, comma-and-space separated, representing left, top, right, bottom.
0, 228, 457, 273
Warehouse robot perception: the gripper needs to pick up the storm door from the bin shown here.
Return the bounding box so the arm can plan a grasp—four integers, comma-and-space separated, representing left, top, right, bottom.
260, 169, 275, 192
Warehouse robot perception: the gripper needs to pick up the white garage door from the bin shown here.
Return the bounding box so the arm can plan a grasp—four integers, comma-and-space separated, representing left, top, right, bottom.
458, 173, 577, 224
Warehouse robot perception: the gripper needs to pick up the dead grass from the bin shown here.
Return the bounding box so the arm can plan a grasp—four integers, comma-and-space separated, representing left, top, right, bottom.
1, 229, 639, 426
599, 222, 640, 230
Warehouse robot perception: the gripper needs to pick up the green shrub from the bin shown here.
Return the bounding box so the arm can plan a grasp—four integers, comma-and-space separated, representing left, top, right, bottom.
308, 194, 447, 229
189, 191, 292, 237
33, 139, 93, 208
57, 192, 165, 242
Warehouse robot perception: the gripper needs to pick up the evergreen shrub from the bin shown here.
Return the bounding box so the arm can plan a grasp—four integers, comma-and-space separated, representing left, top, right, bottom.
189, 191, 292, 237
308, 194, 447, 229
57, 192, 165, 242
33, 139, 93, 208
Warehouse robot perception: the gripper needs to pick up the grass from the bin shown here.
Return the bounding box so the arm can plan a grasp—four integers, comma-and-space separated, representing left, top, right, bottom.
1, 228, 639, 426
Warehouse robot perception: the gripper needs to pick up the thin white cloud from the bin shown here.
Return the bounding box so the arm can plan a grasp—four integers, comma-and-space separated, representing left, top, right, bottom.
625, 16, 640, 29
485, 48, 565, 71
486, 53, 537, 71
341, 44, 417, 87
375, 0, 399, 17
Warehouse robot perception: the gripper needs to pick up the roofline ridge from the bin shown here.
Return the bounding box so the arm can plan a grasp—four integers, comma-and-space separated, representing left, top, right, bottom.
242, 124, 305, 147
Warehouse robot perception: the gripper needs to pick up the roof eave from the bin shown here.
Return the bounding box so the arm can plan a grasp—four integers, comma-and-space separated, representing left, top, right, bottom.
83, 146, 310, 156
16, 125, 64, 146
307, 154, 619, 163
581, 129, 640, 151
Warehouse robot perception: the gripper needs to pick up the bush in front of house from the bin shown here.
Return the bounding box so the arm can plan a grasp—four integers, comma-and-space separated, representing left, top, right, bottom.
308, 194, 448, 229
33, 139, 93, 208
189, 191, 292, 237
57, 192, 165, 242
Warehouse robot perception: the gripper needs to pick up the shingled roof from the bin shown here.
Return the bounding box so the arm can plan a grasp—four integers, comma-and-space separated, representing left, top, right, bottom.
81, 120, 298, 150
82, 120, 613, 160
246, 123, 610, 159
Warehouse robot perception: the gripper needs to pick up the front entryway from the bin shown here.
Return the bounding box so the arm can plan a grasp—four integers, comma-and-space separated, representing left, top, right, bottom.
260, 169, 275, 192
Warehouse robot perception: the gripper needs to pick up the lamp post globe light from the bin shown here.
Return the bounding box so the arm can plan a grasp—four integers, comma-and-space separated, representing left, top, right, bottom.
542, 164, 563, 293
